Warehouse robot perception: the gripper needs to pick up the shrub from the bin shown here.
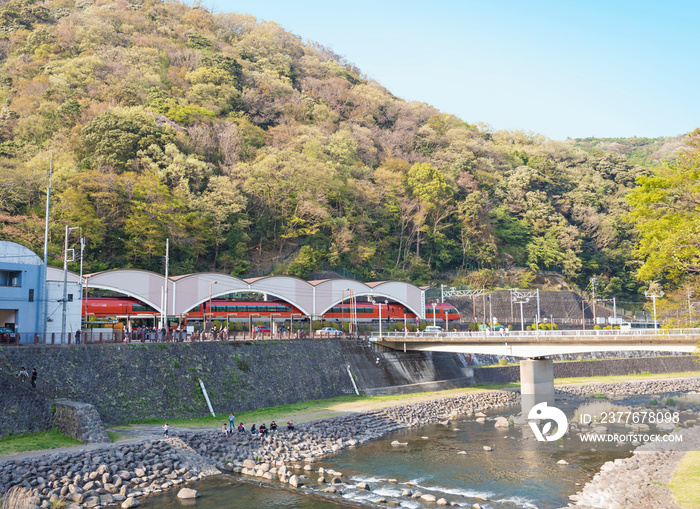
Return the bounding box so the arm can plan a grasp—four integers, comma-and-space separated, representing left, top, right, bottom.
498, 358, 508, 366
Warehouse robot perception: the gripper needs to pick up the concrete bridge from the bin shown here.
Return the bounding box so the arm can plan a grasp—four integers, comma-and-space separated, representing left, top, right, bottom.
370, 329, 700, 412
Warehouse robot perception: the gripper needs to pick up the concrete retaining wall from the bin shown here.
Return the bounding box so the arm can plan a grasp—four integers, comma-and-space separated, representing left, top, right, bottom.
342, 341, 473, 395
473, 355, 699, 385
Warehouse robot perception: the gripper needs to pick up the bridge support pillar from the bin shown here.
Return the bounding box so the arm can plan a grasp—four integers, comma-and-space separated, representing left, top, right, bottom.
520, 358, 554, 415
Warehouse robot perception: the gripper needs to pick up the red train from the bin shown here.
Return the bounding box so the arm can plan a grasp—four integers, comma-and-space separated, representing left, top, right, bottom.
83, 297, 460, 325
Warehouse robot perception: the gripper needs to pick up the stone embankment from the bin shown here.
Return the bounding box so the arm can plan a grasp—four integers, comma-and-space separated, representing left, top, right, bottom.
0, 438, 219, 509
555, 377, 700, 397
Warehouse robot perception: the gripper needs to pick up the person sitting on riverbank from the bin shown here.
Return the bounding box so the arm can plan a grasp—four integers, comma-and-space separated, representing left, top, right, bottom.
259, 423, 268, 435
287, 419, 294, 431
250, 424, 257, 434
16, 366, 28, 382
270, 420, 278, 432
237, 423, 245, 432
222, 425, 230, 437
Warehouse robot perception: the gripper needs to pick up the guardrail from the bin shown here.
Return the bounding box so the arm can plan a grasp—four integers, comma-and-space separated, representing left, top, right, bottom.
372, 328, 700, 340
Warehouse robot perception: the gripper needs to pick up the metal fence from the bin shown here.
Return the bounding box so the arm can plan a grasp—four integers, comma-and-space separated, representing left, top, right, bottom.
0, 330, 370, 346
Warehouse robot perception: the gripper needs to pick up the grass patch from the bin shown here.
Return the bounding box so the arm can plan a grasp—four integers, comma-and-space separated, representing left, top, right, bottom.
106, 430, 132, 443
668, 451, 700, 508
125, 386, 516, 428
129, 395, 367, 428
0, 429, 82, 456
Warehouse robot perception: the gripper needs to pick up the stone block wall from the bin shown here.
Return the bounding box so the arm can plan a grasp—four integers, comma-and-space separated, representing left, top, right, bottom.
53, 399, 110, 443
0, 340, 356, 425
0, 373, 53, 439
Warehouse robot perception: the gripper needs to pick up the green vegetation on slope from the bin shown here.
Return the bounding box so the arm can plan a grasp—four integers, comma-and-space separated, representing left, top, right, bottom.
0, 0, 697, 305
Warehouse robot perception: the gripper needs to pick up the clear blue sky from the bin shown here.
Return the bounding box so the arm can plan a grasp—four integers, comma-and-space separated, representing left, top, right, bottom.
214, 0, 699, 140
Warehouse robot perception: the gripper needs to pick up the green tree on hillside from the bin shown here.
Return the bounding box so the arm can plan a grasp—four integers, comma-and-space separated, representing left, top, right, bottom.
626, 129, 700, 285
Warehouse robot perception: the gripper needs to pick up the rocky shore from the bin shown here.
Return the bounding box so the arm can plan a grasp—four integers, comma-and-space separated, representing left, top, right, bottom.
558, 378, 700, 509
562, 426, 700, 509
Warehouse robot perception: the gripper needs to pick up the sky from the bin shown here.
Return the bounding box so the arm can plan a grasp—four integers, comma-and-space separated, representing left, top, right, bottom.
213, 0, 700, 141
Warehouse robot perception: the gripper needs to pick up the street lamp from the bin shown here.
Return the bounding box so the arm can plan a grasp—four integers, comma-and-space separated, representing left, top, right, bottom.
511, 289, 535, 332
207, 281, 217, 332
645, 289, 664, 329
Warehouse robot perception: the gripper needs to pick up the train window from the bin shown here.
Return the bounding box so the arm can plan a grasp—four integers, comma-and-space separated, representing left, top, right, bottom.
133, 304, 154, 312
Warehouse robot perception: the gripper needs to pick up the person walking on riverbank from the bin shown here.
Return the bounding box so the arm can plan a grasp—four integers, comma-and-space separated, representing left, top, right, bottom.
162, 423, 169, 438
31, 368, 37, 389
229, 412, 235, 433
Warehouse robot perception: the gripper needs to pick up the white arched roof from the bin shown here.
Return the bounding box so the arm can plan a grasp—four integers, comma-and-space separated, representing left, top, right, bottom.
0, 241, 43, 265
76, 270, 426, 319
85, 269, 172, 312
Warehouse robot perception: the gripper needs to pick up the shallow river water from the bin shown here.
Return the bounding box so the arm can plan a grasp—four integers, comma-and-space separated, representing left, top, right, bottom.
138, 402, 637, 509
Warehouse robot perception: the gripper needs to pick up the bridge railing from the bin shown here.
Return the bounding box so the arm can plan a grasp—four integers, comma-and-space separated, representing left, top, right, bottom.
373, 328, 700, 340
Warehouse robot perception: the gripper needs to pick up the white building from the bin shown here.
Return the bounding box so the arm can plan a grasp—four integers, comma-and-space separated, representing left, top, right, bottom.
46, 267, 82, 342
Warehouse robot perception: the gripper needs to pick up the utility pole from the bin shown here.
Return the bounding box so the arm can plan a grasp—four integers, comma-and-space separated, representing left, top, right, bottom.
163, 238, 169, 330
61, 225, 78, 343
79, 237, 85, 326
42, 148, 52, 341
590, 278, 597, 326
488, 295, 493, 328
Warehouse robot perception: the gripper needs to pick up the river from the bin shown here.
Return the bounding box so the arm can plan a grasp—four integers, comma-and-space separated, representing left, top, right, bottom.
137, 400, 636, 508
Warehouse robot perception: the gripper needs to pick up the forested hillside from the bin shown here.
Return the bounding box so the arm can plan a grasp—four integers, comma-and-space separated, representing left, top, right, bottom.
571, 135, 688, 168
0, 0, 689, 303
